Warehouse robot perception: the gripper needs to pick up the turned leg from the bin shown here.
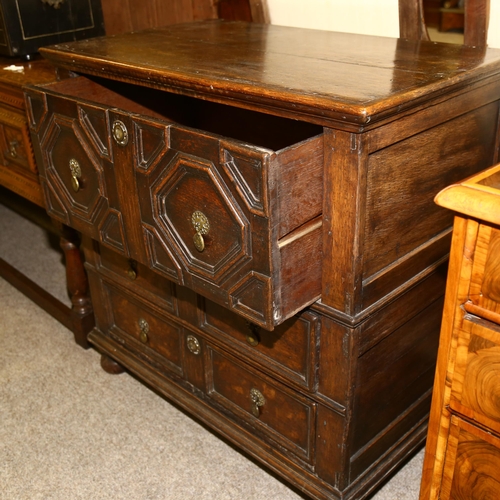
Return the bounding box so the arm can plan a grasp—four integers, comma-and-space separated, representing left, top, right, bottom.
100, 354, 125, 374
59, 224, 94, 348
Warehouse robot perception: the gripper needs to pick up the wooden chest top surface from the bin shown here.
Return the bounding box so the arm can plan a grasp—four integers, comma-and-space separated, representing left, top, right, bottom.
38, 20, 500, 128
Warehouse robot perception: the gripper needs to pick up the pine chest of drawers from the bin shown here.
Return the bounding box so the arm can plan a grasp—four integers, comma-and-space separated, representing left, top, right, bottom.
25, 21, 500, 499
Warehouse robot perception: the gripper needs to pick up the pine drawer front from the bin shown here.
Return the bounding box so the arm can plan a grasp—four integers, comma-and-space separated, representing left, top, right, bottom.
96, 277, 184, 376
0, 107, 35, 173
26, 76, 324, 330
96, 244, 178, 315
208, 347, 316, 466
198, 298, 319, 391
449, 318, 500, 435
439, 416, 500, 500
465, 224, 500, 323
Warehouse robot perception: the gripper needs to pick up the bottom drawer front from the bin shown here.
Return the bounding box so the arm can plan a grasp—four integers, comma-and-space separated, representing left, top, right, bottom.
450, 318, 500, 435
106, 285, 183, 375
208, 348, 316, 464
442, 416, 500, 500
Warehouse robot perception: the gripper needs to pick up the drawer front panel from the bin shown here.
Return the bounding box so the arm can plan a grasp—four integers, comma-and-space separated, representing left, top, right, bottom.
27, 89, 128, 256
102, 281, 184, 375
208, 347, 316, 464
199, 298, 319, 391
0, 107, 35, 173
136, 122, 270, 315
466, 224, 500, 322
97, 244, 178, 314
440, 416, 500, 500
450, 318, 500, 435
27, 76, 323, 330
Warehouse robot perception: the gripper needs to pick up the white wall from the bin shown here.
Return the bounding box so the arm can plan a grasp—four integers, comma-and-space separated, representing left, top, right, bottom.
267, 0, 399, 38
267, 0, 500, 48
489, 1, 500, 48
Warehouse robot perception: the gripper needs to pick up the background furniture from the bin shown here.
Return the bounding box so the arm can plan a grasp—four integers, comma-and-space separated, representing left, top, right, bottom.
420, 164, 500, 499
0, 57, 94, 347
25, 21, 500, 499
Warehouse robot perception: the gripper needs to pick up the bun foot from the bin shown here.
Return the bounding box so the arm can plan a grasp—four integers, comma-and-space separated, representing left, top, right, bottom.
100, 354, 125, 374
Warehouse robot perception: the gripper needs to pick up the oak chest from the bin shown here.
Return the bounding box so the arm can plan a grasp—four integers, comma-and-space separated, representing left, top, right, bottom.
25, 21, 500, 499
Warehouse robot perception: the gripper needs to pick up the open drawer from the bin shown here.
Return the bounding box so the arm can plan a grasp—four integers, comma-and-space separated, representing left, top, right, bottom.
25, 75, 324, 330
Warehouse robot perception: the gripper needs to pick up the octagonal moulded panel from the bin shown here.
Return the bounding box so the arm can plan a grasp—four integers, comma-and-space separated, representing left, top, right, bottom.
151, 152, 251, 285
41, 113, 106, 223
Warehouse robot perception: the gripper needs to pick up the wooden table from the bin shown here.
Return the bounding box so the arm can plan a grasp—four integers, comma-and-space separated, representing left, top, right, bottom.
25, 21, 500, 499
420, 163, 500, 499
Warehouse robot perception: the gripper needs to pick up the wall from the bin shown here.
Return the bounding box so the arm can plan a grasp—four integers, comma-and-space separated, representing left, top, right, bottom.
267, 0, 500, 48
267, 0, 400, 37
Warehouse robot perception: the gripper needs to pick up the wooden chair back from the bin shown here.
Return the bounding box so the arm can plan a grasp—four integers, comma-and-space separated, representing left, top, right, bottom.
399, 0, 490, 47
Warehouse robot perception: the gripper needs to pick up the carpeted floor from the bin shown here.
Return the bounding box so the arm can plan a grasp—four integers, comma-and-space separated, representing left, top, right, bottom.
0, 199, 425, 499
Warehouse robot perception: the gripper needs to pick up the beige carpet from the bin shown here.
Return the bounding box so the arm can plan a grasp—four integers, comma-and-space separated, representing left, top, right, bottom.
0, 199, 425, 500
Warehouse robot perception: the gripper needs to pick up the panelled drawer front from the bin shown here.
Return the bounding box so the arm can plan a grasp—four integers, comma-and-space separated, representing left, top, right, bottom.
208, 347, 316, 465
0, 107, 35, 173
465, 224, 500, 322
27, 76, 323, 330
135, 119, 323, 330
25, 88, 128, 256
97, 244, 178, 314
199, 298, 319, 391
450, 317, 500, 435
99, 279, 184, 376
439, 416, 500, 500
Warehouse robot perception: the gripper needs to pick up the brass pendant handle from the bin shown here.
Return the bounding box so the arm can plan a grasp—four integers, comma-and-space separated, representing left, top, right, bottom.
112, 120, 128, 146
69, 158, 81, 192
246, 323, 260, 346
191, 211, 210, 252
9, 139, 18, 158
250, 388, 265, 417
186, 335, 201, 355
138, 318, 149, 344
127, 260, 137, 280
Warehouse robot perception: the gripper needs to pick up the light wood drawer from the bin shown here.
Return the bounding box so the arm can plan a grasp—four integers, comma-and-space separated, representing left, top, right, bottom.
439, 415, 500, 500
450, 317, 500, 435
26, 75, 324, 330
465, 224, 500, 323
208, 346, 317, 466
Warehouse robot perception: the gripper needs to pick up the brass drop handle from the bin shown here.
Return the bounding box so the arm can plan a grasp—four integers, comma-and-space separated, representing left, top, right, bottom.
9, 139, 19, 158
246, 323, 260, 347
69, 158, 81, 193
250, 388, 265, 418
138, 318, 149, 344
127, 260, 137, 280
191, 211, 210, 252
186, 334, 201, 355
112, 120, 128, 146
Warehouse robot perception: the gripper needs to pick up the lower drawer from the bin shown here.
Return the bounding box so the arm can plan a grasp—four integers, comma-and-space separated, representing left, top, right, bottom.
198, 298, 319, 391
88, 269, 184, 377
208, 346, 317, 466
450, 317, 500, 435
440, 415, 500, 500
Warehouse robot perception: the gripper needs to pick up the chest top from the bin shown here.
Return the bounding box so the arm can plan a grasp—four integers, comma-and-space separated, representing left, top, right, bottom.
38, 20, 500, 129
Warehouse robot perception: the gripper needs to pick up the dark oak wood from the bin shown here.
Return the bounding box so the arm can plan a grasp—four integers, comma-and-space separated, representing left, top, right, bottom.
26, 21, 500, 500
